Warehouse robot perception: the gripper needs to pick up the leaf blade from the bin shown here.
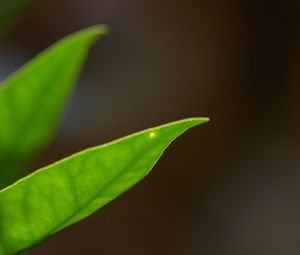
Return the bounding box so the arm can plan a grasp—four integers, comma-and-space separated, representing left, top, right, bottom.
0, 117, 208, 254
0, 25, 108, 188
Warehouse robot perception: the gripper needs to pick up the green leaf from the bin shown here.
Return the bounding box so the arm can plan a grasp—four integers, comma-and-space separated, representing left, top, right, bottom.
0, 25, 108, 189
0, 117, 208, 254
0, 0, 37, 37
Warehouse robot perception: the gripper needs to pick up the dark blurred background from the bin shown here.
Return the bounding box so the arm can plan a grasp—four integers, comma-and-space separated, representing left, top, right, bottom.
1, 0, 300, 254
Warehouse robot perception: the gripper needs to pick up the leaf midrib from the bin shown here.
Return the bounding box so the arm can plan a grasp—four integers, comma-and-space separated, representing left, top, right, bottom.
44, 135, 166, 238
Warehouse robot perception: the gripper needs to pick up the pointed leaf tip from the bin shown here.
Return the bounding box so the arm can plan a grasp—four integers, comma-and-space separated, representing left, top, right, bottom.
183, 117, 210, 126
161, 117, 210, 130
58, 24, 109, 48
76, 24, 110, 39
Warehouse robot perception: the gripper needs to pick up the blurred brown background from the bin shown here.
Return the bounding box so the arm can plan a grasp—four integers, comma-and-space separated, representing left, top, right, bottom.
1, 0, 300, 254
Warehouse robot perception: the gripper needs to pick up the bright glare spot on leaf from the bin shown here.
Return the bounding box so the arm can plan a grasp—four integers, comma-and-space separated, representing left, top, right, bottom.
149, 132, 156, 138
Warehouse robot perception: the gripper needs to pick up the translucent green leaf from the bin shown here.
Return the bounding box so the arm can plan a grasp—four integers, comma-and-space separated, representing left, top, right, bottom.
0, 117, 208, 254
0, 25, 108, 189
0, 0, 37, 37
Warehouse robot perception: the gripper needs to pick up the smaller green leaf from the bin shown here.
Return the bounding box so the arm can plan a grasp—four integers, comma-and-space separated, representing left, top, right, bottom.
0, 25, 108, 188
0, 117, 208, 255
0, 0, 37, 37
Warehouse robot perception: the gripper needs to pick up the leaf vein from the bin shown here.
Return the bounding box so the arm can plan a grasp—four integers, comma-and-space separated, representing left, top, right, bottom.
23, 183, 34, 242
47, 138, 161, 236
